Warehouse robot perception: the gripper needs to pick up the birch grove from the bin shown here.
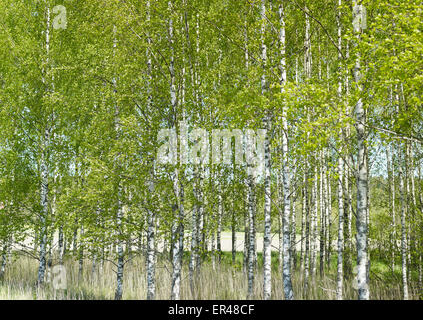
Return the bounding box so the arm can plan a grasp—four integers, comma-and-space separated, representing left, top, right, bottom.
0, 0, 422, 301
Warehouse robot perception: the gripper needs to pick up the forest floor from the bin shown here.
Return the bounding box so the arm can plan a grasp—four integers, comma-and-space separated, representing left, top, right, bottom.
0, 249, 420, 300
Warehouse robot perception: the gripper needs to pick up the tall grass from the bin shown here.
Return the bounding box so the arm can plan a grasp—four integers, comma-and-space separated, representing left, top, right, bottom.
0, 251, 419, 300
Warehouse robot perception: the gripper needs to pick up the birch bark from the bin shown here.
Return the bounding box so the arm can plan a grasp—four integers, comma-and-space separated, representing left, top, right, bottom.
145, 2, 156, 298
261, 0, 272, 301
311, 165, 318, 281
336, 0, 344, 299
279, 1, 293, 300
386, 144, 396, 274
353, 0, 370, 300
0, 242, 8, 280
303, 6, 312, 295
112, 25, 124, 301
170, 0, 186, 300
399, 150, 409, 300
319, 152, 325, 278
244, 13, 256, 300
38, 3, 51, 288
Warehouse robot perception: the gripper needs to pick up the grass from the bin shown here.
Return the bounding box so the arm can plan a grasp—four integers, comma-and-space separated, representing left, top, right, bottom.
0, 250, 421, 300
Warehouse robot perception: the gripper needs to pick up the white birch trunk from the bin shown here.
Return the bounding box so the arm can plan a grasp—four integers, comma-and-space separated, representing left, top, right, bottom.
278, 170, 283, 273
303, 170, 310, 295
387, 144, 396, 274
0, 242, 8, 280
327, 168, 333, 269
260, 0, 272, 301
112, 25, 124, 301
344, 157, 353, 277
323, 149, 330, 269
246, 129, 257, 299
169, 1, 186, 300
300, 174, 306, 272
336, 155, 344, 300
78, 225, 84, 281
336, 0, 344, 299
145, 1, 157, 300
146, 207, 156, 300
114, 186, 124, 300
196, 166, 204, 272
217, 178, 223, 262
58, 224, 65, 264
290, 182, 297, 272
302, 5, 312, 297
247, 174, 255, 299
399, 149, 409, 300
244, 13, 256, 300
37, 4, 51, 288
189, 174, 198, 295
263, 120, 272, 299
319, 152, 325, 278
405, 143, 411, 271
345, 42, 353, 278
243, 203, 249, 272
194, 13, 205, 275
311, 165, 318, 281
279, 1, 293, 300
353, 0, 369, 300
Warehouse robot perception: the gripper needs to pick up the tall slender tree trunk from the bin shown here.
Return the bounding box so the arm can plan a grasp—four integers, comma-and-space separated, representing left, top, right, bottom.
231, 197, 237, 265
0, 242, 8, 280
399, 150, 409, 300
344, 35, 353, 281
217, 178, 223, 263
145, 0, 156, 301
196, 165, 205, 273
261, 0, 272, 301
405, 143, 412, 273
262, 119, 272, 300
336, 155, 344, 300
387, 144, 396, 274
311, 165, 318, 281
300, 174, 306, 272
278, 171, 283, 272
247, 173, 256, 299
353, 1, 370, 300
319, 151, 325, 278
303, 5, 312, 297
336, 0, 344, 299
194, 13, 205, 276
58, 224, 65, 264
279, 1, 293, 300
72, 219, 78, 253
243, 208, 249, 272
170, 172, 185, 300
303, 170, 310, 296
291, 183, 297, 272
146, 207, 156, 300
344, 157, 353, 278
189, 173, 198, 296
244, 12, 256, 300
115, 189, 124, 300
78, 225, 84, 281
38, 4, 51, 288
170, 1, 186, 300
327, 168, 333, 269
112, 25, 124, 301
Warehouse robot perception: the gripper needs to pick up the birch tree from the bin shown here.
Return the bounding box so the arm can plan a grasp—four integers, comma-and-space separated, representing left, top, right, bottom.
353, 0, 370, 300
